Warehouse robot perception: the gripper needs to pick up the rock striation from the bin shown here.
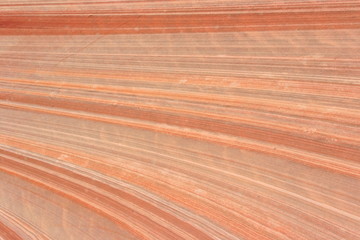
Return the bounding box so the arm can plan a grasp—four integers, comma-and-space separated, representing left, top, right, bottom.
0, 0, 360, 239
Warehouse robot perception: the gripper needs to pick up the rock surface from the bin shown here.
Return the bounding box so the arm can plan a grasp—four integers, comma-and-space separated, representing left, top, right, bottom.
0, 0, 360, 239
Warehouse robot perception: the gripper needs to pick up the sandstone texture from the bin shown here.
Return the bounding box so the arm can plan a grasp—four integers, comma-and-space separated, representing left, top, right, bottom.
0, 1, 360, 239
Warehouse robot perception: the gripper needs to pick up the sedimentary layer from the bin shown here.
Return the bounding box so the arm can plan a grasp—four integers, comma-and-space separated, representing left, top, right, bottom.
0, 1, 360, 239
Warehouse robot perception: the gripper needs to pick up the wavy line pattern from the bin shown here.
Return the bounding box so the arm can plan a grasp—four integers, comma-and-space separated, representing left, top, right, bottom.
0, 0, 360, 239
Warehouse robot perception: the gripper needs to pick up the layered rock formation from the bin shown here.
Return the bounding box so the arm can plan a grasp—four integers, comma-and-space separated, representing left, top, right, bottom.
0, 0, 360, 239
